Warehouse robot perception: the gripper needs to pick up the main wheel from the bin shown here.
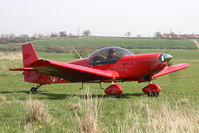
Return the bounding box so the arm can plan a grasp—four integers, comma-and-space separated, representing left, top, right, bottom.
154, 92, 159, 97
147, 92, 159, 97
111, 94, 121, 98
30, 87, 37, 94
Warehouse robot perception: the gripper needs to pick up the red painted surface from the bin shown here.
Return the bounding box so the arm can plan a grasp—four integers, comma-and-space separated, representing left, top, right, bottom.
23, 71, 70, 84
22, 43, 39, 67
9, 67, 34, 71
70, 53, 167, 79
104, 84, 123, 95
142, 83, 161, 94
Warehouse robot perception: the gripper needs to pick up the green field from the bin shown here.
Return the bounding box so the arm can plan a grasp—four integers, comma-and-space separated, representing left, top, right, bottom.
0, 48, 199, 132
32, 38, 196, 49
0, 38, 197, 52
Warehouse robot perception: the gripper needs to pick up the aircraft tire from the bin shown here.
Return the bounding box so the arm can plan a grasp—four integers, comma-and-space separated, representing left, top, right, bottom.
147, 92, 159, 97
30, 87, 37, 94
111, 94, 121, 98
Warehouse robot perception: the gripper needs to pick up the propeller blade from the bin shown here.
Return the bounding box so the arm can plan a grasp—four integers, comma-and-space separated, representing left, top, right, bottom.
167, 61, 173, 66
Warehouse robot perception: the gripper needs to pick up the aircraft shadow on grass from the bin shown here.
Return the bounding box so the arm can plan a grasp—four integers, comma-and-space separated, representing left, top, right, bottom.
37, 92, 145, 100
0, 90, 145, 100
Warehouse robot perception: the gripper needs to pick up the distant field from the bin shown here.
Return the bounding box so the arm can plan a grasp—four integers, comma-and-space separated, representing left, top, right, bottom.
0, 38, 197, 53
32, 38, 196, 49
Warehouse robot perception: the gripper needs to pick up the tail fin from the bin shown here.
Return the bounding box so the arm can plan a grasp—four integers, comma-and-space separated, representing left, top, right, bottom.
22, 43, 38, 67
10, 43, 68, 84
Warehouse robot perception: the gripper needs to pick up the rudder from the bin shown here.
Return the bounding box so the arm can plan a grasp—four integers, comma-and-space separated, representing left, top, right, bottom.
22, 43, 38, 67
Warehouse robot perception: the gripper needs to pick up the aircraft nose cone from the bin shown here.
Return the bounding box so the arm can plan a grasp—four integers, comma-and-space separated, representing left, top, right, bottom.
163, 54, 172, 61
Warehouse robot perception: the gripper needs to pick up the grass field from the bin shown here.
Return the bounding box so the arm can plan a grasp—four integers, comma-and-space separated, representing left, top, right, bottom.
32, 38, 196, 49
0, 38, 197, 52
0, 48, 199, 132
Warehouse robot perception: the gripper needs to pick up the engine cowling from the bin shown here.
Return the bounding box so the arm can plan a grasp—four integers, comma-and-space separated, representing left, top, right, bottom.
104, 84, 123, 95
142, 83, 161, 94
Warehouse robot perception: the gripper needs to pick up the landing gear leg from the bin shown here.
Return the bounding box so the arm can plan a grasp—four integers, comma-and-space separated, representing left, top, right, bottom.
80, 82, 84, 90
99, 82, 103, 89
112, 81, 114, 85
30, 84, 42, 94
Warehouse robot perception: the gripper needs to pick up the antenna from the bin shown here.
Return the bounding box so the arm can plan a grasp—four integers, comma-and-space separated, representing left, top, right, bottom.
72, 47, 82, 59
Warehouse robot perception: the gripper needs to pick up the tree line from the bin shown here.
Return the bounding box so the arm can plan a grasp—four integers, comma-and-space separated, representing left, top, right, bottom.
0, 30, 91, 44
2, 30, 195, 44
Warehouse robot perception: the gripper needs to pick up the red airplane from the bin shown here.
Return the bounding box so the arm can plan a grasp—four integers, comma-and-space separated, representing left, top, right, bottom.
10, 43, 188, 97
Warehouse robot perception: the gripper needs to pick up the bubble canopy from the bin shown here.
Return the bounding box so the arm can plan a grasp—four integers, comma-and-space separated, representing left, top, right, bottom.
87, 46, 133, 65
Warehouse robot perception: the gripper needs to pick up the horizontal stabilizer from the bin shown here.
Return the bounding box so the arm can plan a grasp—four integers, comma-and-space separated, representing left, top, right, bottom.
9, 67, 35, 71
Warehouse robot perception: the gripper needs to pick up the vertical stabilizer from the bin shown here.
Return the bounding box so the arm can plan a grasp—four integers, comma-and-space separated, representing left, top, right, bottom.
22, 43, 38, 67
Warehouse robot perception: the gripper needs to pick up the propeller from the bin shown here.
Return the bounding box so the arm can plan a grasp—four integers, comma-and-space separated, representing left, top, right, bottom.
163, 53, 173, 67
161, 54, 173, 63
159, 53, 173, 66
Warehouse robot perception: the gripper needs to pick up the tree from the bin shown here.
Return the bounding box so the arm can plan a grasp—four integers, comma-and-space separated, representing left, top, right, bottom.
33, 33, 45, 39
18, 34, 30, 43
59, 31, 67, 37
82, 30, 91, 37
32, 33, 38, 39
37, 33, 45, 39
154, 32, 161, 39
125, 31, 131, 37
8, 33, 15, 39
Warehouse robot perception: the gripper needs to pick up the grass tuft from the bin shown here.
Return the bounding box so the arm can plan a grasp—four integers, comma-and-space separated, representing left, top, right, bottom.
69, 103, 80, 111
70, 89, 101, 133
24, 96, 51, 125
116, 100, 199, 133
0, 96, 7, 103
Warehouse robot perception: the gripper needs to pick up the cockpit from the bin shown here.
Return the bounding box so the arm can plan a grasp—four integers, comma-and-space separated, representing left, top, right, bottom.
87, 46, 133, 65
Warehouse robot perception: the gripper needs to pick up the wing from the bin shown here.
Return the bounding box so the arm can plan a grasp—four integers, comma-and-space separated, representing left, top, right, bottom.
152, 63, 189, 79
30, 59, 114, 82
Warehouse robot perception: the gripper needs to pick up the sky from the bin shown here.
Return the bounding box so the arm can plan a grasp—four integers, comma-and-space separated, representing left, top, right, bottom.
0, 0, 198, 37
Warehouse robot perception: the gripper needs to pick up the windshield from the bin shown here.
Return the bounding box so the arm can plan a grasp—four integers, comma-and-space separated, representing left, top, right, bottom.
87, 46, 133, 65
